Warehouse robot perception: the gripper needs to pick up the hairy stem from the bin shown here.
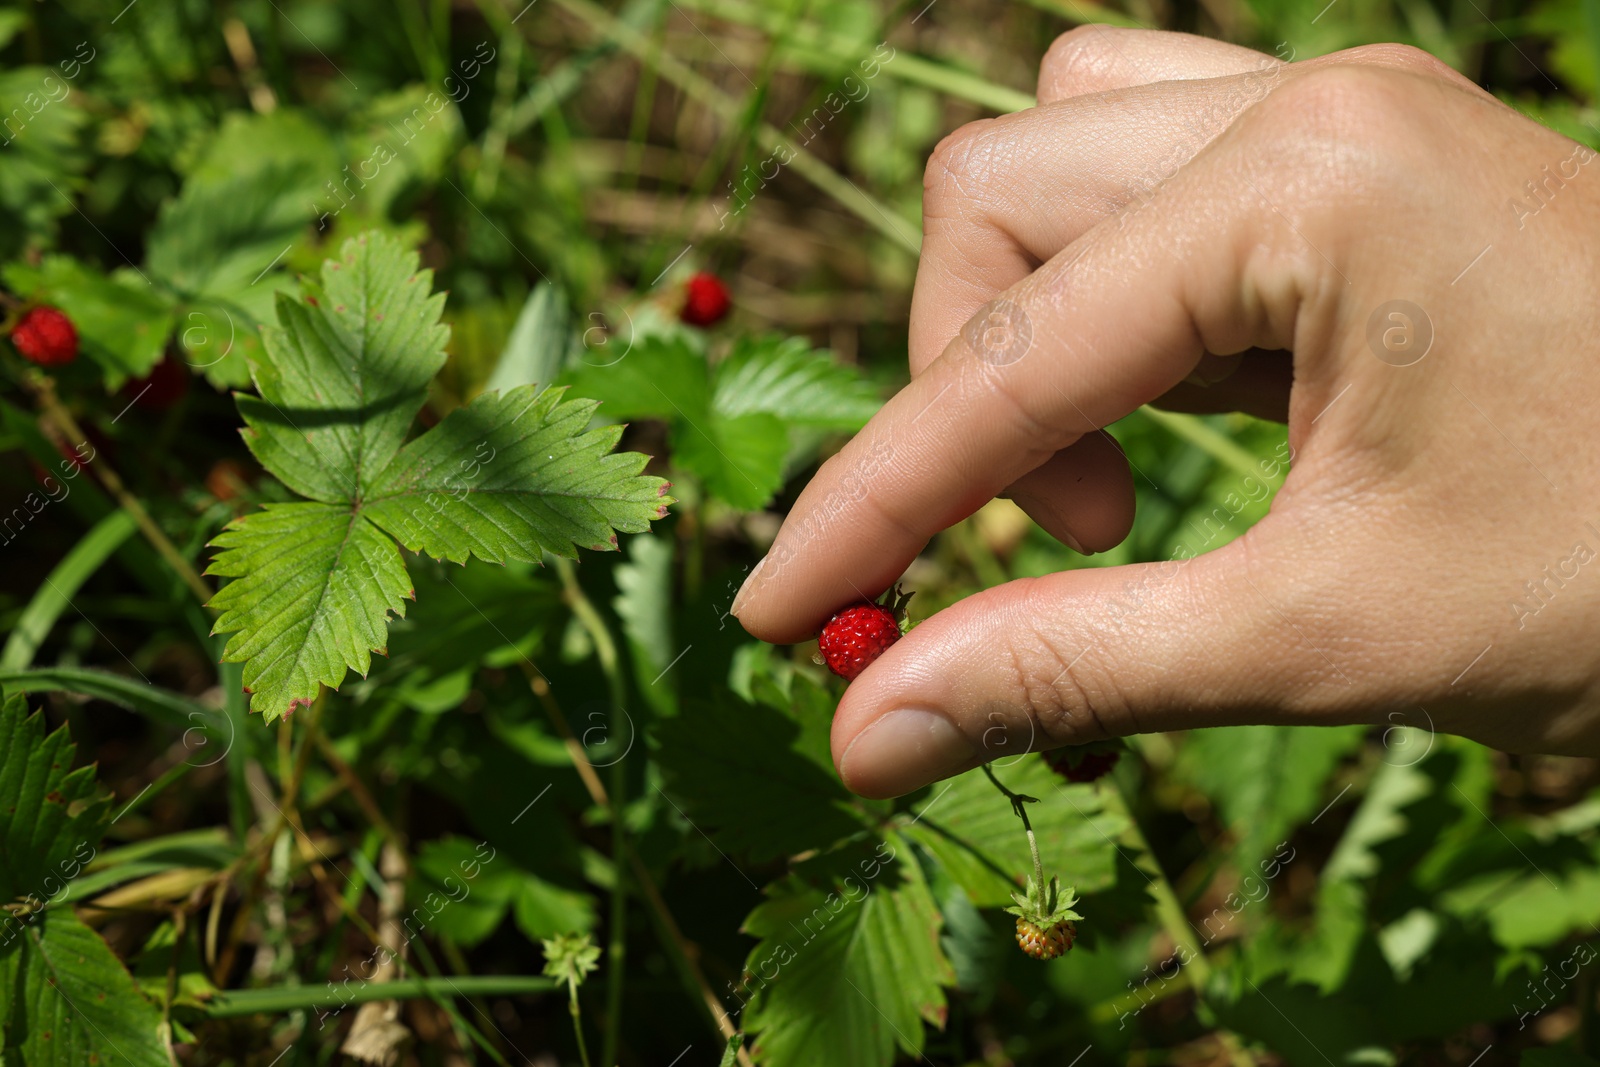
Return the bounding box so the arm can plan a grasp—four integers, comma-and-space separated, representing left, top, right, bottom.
981, 763, 1046, 892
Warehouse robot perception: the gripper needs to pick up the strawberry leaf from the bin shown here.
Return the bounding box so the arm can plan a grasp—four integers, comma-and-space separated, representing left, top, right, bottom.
363, 387, 667, 563
1174, 724, 1365, 874
562, 335, 707, 422
1, 909, 170, 1067
656, 688, 869, 864
206, 503, 412, 719
711, 334, 882, 429
673, 410, 788, 512
209, 232, 671, 719
0, 67, 90, 260
565, 333, 877, 510
899, 759, 1127, 908
237, 232, 449, 502
740, 832, 954, 1067
0, 693, 111, 903
0, 696, 167, 1066
1, 257, 175, 388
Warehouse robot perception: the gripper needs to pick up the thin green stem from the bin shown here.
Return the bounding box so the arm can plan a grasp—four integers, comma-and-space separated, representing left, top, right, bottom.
552, 556, 629, 1067
981, 763, 1045, 891
568, 980, 595, 1067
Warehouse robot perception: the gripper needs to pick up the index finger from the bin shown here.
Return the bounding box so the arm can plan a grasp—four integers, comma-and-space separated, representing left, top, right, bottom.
730, 270, 1204, 643
731, 63, 1307, 643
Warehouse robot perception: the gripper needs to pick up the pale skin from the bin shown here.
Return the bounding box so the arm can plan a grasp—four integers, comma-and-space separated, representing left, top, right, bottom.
731, 30, 1600, 798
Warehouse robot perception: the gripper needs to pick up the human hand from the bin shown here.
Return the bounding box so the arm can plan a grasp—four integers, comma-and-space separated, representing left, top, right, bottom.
732, 29, 1600, 797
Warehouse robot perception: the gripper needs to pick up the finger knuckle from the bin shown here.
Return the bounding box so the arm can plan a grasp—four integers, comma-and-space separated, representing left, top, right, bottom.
1249, 65, 1414, 157
923, 118, 999, 212
1038, 26, 1127, 94
1333, 42, 1458, 82
1004, 581, 1129, 744
980, 360, 1078, 451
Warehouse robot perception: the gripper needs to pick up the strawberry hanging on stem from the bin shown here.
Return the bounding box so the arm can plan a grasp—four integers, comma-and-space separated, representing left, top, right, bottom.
982, 763, 1083, 959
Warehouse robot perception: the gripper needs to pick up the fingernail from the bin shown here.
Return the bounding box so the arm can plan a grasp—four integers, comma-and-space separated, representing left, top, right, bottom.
1062, 532, 1086, 554
839, 708, 976, 798
730, 554, 766, 618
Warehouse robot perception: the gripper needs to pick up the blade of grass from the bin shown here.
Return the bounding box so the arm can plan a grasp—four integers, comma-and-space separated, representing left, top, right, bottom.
552, 0, 1267, 473
1011, 0, 1149, 28
198, 975, 559, 1017
0, 665, 222, 734
1135, 407, 1271, 483
550, 0, 923, 255
677, 0, 1037, 112
1, 510, 137, 670
496, 0, 665, 139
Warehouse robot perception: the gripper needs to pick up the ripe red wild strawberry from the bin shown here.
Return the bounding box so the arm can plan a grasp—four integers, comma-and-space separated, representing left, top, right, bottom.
121, 355, 189, 411
817, 586, 913, 681
680, 272, 731, 327
1042, 740, 1124, 784
9, 306, 78, 366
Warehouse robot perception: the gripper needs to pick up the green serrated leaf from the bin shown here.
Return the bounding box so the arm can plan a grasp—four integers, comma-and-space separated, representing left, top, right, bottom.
1175, 724, 1364, 872
740, 832, 953, 1067
614, 532, 676, 711
0, 909, 169, 1067
563, 335, 709, 422
674, 410, 788, 511
900, 758, 1125, 908
712, 334, 881, 429
564, 333, 864, 509
513, 876, 598, 943
351, 85, 464, 216
410, 836, 518, 946
0, 694, 110, 904
207, 503, 411, 719
239, 233, 449, 501
0, 699, 164, 1065
146, 163, 318, 299
210, 232, 670, 717
365, 386, 669, 562
657, 690, 868, 864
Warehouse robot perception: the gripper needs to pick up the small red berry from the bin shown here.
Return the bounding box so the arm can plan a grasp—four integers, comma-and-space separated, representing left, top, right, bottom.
680, 272, 731, 327
1042, 742, 1122, 784
10, 306, 78, 366
121, 356, 189, 411
1015, 917, 1076, 960
818, 602, 900, 681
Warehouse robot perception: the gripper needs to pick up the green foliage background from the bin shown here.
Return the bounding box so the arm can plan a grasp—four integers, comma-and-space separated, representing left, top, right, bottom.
1, 0, 1598, 1064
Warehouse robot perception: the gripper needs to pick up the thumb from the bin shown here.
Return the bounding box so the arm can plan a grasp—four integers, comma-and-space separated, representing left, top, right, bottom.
831, 526, 1341, 798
